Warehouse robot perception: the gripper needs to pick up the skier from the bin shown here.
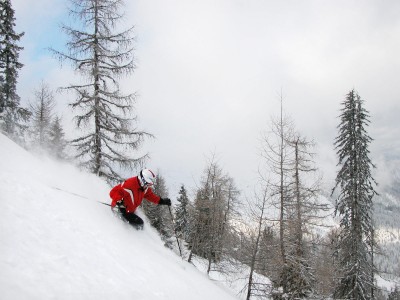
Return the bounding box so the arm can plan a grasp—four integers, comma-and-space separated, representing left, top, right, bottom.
109, 169, 171, 229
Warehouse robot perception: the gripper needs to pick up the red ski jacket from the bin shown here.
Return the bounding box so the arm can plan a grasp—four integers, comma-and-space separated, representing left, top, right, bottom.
109, 176, 161, 213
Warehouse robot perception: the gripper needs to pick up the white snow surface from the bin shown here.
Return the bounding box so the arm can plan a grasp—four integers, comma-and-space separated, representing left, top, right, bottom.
0, 133, 238, 300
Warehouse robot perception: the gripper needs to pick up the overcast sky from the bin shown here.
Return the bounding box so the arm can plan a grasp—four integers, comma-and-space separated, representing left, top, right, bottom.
12, 0, 400, 199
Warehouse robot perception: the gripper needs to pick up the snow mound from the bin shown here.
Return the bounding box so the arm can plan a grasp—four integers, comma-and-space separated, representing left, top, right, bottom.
0, 133, 237, 300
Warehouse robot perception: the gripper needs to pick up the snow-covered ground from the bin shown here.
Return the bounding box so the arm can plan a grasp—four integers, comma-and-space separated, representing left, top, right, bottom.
1, 131, 399, 299
0, 133, 239, 300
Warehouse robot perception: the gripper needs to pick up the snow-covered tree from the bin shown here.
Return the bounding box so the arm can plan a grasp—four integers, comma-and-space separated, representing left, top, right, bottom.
142, 172, 173, 247
188, 158, 239, 274
52, 0, 152, 183
260, 95, 330, 298
280, 134, 328, 298
0, 0, 30, 139
332, 89, 377, 300
310, 228, 338, 297
174, 184, 191, 242
27, 82, 68, 159
389, 286, 400, 300
243, 186, 272, 300
260, 96, 295, 296
29, 82, 55, 150
48, 116, 68, 160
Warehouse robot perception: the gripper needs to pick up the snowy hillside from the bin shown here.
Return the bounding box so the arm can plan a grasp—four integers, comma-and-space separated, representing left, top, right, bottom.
374, 190, 400, 279
0, 133, 238, 300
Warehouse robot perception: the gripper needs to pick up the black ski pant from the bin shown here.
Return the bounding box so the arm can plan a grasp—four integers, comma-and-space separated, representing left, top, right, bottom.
118, 206, 144, 229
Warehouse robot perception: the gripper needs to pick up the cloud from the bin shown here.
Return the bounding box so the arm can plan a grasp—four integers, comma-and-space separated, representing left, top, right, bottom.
12, 0, 400, 199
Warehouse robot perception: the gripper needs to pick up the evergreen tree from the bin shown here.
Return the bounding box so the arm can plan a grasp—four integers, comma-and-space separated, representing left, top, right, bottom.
174, 185, 191, 242
48, 116, 68, 160
389, 287, 400, 300
187, 158, 239, 274
52, 0, 152, 183
256, 226, 279, 279
0, 0, 30, 139
313, 229, 338, 297
332, 89, 377, 300
142, 172, 173, 247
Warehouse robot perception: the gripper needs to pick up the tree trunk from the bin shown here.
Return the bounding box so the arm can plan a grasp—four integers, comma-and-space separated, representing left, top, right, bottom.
93, 0, 102, 176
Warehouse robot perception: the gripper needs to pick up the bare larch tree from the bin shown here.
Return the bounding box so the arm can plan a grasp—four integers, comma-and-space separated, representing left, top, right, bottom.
52, 0, 152, 183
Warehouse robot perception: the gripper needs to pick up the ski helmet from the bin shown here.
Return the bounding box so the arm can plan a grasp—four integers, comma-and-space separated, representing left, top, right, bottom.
139, 169, 155, 188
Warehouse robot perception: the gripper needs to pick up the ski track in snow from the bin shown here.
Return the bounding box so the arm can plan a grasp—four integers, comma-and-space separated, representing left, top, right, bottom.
0, 134, 238, 300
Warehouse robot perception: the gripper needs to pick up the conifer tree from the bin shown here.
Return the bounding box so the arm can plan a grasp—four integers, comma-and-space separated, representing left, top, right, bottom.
0, 0, 30, 139
187, 158, 239, 273
332, 89, 377, 300
260, 96, 295, 295
174, 185, 191, 242
256, 226, 278, 279
48, 116, 68, 160
142, 172, 173, 247
280, 134, 327, 298
29, 82, 55, 150
389, 287, 400, 300
52, 0, 152, 183
261, 96, 329, 298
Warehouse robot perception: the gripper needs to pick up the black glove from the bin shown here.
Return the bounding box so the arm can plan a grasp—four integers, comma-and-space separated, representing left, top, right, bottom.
158, 198, 171, 206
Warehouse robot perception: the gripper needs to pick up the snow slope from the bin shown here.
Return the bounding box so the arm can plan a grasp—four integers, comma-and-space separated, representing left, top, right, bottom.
0, 133, 238, 300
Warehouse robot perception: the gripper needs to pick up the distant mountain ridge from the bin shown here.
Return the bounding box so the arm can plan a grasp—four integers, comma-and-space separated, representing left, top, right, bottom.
374, 184, 400, 280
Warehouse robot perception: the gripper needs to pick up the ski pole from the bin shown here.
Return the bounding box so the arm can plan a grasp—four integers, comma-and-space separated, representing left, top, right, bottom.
168, 206, 183, 258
